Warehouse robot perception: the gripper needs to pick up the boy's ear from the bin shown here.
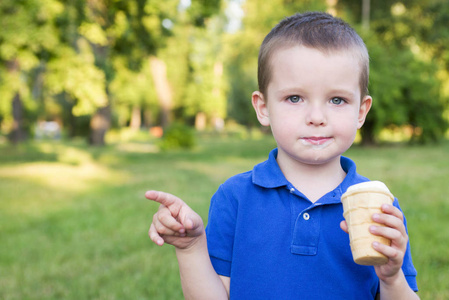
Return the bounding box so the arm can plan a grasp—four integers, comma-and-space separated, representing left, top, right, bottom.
252, 91, 270, 127
357, 95, 372, 129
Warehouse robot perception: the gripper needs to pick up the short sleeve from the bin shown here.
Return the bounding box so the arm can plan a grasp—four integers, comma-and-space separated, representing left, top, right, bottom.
205, 185, 238, 277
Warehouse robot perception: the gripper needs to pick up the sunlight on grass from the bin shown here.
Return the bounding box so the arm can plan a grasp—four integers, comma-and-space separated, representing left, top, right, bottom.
0, 162, 113, 191
0, 142, 128, 217
116, 142, 159, 153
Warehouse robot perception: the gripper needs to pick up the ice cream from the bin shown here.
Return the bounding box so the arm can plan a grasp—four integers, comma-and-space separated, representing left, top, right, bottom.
341, 181, 394, 265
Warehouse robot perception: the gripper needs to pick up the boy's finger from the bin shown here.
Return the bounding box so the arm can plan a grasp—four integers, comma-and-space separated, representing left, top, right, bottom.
181, 214, 203, 232
372, 211, 406, 237
370, 225, 404, 243
149, 223, 165, 246
381, 204, 404, 222
183, 216, 194, 230
155, 211, 185, 233
340, 220, 349, 233
153, 222, 179, 237
145, 190, 184, 208
372, 241, 403, 263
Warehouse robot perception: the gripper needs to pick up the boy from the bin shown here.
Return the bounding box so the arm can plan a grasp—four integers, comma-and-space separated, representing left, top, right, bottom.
146, 12, 418, 299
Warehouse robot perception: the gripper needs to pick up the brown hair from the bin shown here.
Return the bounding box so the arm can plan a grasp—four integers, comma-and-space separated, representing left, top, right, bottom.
258, 12, 369, 98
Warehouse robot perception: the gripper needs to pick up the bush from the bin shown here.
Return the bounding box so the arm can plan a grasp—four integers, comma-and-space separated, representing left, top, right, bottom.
158, 123, 196, 151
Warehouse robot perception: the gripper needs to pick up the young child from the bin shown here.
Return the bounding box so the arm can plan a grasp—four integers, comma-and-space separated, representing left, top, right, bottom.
146, 12, 418, 299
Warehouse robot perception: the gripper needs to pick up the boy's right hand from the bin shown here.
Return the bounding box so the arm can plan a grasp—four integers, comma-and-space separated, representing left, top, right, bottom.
146, 190, 204, 250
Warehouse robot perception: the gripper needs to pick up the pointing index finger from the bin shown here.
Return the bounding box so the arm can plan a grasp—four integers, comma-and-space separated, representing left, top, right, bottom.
145, 190, 184, 208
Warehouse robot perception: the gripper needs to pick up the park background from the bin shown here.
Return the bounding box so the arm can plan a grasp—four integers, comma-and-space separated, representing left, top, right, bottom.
1, 0, 448, 299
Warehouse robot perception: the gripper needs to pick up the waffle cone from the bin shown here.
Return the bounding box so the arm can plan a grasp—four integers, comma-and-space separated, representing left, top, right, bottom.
341, 182, 394, 266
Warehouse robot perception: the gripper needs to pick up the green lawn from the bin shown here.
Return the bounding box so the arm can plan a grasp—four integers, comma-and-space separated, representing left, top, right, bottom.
0, 134, 448, 299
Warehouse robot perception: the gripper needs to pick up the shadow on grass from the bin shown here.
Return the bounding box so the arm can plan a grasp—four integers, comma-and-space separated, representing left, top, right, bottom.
0, 142, 59, 164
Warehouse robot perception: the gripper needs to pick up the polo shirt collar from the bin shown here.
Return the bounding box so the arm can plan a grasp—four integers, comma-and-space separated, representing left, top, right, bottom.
335, 155, 362, 197
252, 148, 363, 199
252, 148, 288, 188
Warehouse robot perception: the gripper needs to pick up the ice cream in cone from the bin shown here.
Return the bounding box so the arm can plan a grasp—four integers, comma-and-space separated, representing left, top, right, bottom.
341, 181, 394, 266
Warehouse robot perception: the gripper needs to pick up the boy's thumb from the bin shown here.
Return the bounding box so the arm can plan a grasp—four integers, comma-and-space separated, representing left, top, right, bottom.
184, 217, 195, 230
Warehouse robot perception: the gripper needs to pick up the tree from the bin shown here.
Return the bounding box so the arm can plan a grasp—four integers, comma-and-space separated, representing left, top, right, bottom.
362, 33, 444, 144
96, 0, 223, 140
44, 43, 107, 136
148, 0, 225, 130
181, 18, 228, 130
2, 0, 446, 145
340, 0, 448, 143
0, 0, 62, 143
51, 0, 178, 144
110, 0, 175, 132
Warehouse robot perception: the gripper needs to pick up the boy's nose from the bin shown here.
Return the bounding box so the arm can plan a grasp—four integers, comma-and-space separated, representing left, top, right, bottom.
305, 104, 327, 126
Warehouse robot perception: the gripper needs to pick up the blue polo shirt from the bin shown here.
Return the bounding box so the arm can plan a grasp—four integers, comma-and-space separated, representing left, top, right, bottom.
206, 149, 418, 299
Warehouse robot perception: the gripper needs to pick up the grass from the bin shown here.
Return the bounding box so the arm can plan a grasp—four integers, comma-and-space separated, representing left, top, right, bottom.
0, 134, 448, 299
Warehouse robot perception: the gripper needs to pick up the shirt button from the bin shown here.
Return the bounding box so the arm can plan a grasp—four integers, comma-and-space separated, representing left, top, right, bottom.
289, 188, 295, 193
303, 213, 310, 220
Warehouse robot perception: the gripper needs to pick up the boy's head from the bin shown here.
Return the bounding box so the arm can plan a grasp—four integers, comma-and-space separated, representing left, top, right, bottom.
258, 12, 369, 99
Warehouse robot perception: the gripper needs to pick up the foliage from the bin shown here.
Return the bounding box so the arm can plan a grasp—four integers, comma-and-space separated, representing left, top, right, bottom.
0, 0, 62, 138
183, 22, 227, 121
158, 1, 227, 128
362, 31, 447, 144
109, 56, 159, 127
0, 0, 448, 144
44, 45, 107, 116
158, 122, 196, 151
365, 0, 449, 143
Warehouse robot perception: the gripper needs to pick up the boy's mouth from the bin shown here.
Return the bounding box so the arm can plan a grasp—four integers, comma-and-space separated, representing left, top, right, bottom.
300, 136, 333, 147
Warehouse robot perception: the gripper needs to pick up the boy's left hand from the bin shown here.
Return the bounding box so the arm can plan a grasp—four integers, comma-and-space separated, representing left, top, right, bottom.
369, 204, 408, 282
340, 204, 409, 282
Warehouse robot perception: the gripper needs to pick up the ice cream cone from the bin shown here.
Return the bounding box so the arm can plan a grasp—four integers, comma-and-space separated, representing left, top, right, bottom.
341, 181, 394, 265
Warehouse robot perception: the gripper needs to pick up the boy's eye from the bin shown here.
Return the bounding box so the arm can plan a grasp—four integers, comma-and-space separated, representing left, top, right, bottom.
287, 95, 302, 103
330, 97, 345, 105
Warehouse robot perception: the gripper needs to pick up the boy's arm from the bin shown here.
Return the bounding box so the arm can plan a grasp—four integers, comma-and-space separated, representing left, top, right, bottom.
146, 191, 230, 300
176, 234, 230, 299
377, 269, 419, 300
370, 204, 419, 300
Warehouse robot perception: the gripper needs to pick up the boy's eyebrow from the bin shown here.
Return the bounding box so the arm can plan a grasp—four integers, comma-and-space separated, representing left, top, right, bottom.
327, 88, 359, 98
275, 87, 305, 94
274, 87, 358, 97
271, 87, 307, 98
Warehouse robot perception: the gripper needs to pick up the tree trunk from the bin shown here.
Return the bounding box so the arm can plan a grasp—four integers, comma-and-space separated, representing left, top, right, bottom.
360, 117, 376, 145
9, 92, 27, 143
129, 105, 141, 130
326, 0, 338, 15
7, 59, 26, 144
195, 112, 207, 131
149, 56, 172, 129
362, 0, 370, 31
143, 108, 153, 128
89, 105, 111, 146
85, 0, 111, 145
68, 100, 77, 138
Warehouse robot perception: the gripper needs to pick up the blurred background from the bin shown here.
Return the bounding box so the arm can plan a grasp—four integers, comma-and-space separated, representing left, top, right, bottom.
1, 0, 448, 145
1, 0, 449, 299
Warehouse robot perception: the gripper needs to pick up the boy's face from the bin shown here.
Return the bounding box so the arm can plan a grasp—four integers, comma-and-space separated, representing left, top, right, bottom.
252, 46, 371, 167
